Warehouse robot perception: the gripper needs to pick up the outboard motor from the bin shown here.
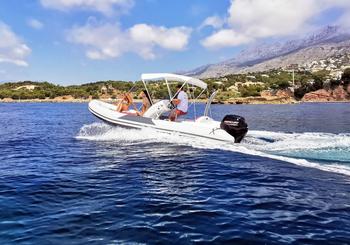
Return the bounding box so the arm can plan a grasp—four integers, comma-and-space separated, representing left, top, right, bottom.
220, 115, 248, 143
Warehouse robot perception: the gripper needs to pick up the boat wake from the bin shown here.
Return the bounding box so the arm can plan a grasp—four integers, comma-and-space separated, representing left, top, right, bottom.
76, 123, 350, 176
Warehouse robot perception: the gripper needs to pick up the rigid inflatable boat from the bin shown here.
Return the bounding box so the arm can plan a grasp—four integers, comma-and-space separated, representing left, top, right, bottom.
88, 73, 248, 143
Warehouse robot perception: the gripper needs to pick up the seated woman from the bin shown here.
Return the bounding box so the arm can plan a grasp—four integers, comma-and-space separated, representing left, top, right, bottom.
116, 93, 133, 112
136, 90, 152, 116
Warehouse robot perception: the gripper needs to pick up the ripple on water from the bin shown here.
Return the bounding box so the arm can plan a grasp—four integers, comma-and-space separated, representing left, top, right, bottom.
1, 103, 350, 244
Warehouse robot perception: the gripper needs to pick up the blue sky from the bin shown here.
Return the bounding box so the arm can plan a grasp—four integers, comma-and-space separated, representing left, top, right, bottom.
0, 0, 349, 85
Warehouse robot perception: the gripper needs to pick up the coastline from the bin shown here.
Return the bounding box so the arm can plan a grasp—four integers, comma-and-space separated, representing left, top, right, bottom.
0, 97, 143, 104
1, 97, 349, 104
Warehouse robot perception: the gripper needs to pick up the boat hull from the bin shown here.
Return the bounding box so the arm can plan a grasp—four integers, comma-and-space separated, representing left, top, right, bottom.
88, 100, 238, 143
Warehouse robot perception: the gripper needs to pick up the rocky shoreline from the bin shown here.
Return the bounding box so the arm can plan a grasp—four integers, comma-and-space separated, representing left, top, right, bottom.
301, 85, 350, 102
212, 85, 350, 104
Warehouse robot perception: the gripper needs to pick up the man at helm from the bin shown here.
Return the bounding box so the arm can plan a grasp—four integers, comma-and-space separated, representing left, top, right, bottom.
169, 84, 188, 121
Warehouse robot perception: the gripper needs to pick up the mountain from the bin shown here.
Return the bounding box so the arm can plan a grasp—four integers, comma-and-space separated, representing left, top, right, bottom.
185, 26, 350, 78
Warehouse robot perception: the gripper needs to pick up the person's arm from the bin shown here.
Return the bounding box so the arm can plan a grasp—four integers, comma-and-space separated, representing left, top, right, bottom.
172, 91, 184, 105
132, 103, 140, 112
172, 99, 180, 105
138, 98, 151, 116
137, 104, 145, 116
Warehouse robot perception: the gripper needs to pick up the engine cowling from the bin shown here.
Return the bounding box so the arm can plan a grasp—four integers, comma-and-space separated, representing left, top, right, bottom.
220, 115, 248, 143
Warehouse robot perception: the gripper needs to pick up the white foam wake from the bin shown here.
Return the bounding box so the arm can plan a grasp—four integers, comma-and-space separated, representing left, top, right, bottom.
245, 130, 350, 151
76, 123, 350, 177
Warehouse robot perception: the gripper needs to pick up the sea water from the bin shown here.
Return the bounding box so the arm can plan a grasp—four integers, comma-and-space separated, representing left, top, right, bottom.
0, 102, 349, 244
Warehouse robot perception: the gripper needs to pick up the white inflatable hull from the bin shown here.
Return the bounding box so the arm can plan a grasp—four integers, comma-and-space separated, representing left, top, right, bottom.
88, 100, 237, 143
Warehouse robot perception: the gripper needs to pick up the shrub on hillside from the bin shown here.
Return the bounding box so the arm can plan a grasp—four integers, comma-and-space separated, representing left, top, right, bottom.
341, 68, 350, 85
238, 85, 263, 97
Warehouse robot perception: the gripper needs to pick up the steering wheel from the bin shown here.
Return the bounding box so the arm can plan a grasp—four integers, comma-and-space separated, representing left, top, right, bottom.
168, 100, 176, 110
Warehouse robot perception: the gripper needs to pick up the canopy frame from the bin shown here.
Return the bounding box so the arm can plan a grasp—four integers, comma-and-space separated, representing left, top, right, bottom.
141, 73, 209, 120
141, 73, 207, 90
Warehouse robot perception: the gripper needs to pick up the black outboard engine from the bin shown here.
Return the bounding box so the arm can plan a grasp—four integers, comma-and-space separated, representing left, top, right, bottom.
220, 115, 248, 143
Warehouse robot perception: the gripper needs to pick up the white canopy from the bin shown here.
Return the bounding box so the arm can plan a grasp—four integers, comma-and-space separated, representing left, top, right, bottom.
141, 73, 207, 89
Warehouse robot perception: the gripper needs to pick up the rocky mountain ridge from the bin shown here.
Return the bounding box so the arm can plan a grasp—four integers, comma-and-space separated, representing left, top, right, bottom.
185, 26, 350, 78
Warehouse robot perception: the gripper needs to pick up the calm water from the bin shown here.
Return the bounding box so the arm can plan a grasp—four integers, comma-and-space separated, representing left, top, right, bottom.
0, 102, 350, 244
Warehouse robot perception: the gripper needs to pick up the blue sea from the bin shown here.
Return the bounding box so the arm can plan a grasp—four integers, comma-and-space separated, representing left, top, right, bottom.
0, 102, 350, 244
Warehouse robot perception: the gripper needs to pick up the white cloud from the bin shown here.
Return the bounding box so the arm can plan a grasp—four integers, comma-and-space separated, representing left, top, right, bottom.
129, 24, 191, 51
40, 0, 134, 16
227, 0, 319, 38
202, 29, 252, 49
202, 0, 350, 48
67, 21, 192, 60
199, 15, 224, 30
0, 21, 31, 66
27, 18, 44, 30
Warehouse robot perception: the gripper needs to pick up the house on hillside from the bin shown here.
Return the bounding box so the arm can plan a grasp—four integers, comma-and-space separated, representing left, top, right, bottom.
306, 79, 315, 85
228, 85, 238, 91
311, 67, 324, 73
325, 64, 337, 70
229, 81, 264, 91
286, 64, 299, 71
246, 75, 256, 80
330, 70, 343, 80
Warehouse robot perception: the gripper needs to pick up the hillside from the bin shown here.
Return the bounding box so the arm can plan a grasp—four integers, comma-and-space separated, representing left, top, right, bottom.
185, 26, 350, 78
0, 81, 136, 101
2, 67, 349, 104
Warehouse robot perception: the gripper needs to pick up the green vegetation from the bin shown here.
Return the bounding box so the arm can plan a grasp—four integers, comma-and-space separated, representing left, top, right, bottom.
238, 84, 264, 97
0, 68, 347, 101
341, 68, 350, 84
0, 80, 135, 100
203, 69, 335, 100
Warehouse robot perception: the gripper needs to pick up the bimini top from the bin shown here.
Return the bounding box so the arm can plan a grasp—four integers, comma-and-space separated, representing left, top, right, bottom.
141, 73, 207, 89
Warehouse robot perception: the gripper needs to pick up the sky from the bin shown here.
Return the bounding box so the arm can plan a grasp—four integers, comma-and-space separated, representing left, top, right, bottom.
1, 0, 350, 85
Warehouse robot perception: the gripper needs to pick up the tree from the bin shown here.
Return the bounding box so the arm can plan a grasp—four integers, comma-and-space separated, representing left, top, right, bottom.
238, 85, 263, 97
341, 68, 350, 85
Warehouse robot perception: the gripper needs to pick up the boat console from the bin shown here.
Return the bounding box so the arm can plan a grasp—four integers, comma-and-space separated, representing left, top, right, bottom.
143, 100, 171, 119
